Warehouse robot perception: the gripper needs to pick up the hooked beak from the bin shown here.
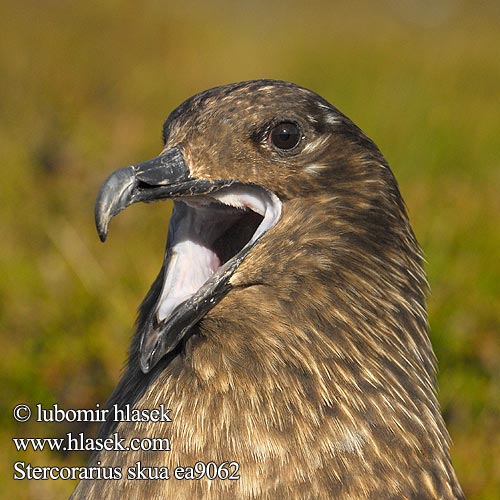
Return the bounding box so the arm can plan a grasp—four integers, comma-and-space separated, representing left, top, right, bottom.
95, 146, 282, 374
96, 146, 219, 242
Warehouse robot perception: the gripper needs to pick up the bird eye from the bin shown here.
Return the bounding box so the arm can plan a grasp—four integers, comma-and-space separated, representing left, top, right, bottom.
269, 122, 301, 150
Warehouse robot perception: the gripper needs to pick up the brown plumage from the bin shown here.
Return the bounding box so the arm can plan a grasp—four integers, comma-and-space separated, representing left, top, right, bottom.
72, 80, 464, 499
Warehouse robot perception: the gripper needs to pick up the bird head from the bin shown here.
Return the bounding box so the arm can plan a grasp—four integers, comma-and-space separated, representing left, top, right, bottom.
95, 80, 420, 376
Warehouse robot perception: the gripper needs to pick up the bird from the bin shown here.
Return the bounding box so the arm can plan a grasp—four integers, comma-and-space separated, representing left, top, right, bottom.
71, 80, 464, 499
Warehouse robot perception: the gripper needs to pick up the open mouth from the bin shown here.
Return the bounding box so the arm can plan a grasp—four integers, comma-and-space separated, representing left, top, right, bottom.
94, 148, 282, 373
155, 185, 282, 325
139, 184, 282, 372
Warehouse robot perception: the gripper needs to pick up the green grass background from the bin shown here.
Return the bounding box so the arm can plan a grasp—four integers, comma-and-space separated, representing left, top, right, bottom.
1, 0, 499, 498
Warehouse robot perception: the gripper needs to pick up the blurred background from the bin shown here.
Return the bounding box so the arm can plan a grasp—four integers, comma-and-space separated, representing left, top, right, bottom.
1, 0, 499, 498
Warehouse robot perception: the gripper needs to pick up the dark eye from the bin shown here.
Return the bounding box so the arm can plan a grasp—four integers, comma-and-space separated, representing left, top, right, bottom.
269, 122, 301, 150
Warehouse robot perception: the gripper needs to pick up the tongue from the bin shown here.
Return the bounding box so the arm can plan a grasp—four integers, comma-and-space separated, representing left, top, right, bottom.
157, 240, 220, 321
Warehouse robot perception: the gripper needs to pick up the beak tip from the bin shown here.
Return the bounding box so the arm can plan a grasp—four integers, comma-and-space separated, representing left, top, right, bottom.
140, 353, 152, 374
94, 165, 137, 243
95, 206, 110, 242
139, 329, 165, 374
98, 229, 108, 243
